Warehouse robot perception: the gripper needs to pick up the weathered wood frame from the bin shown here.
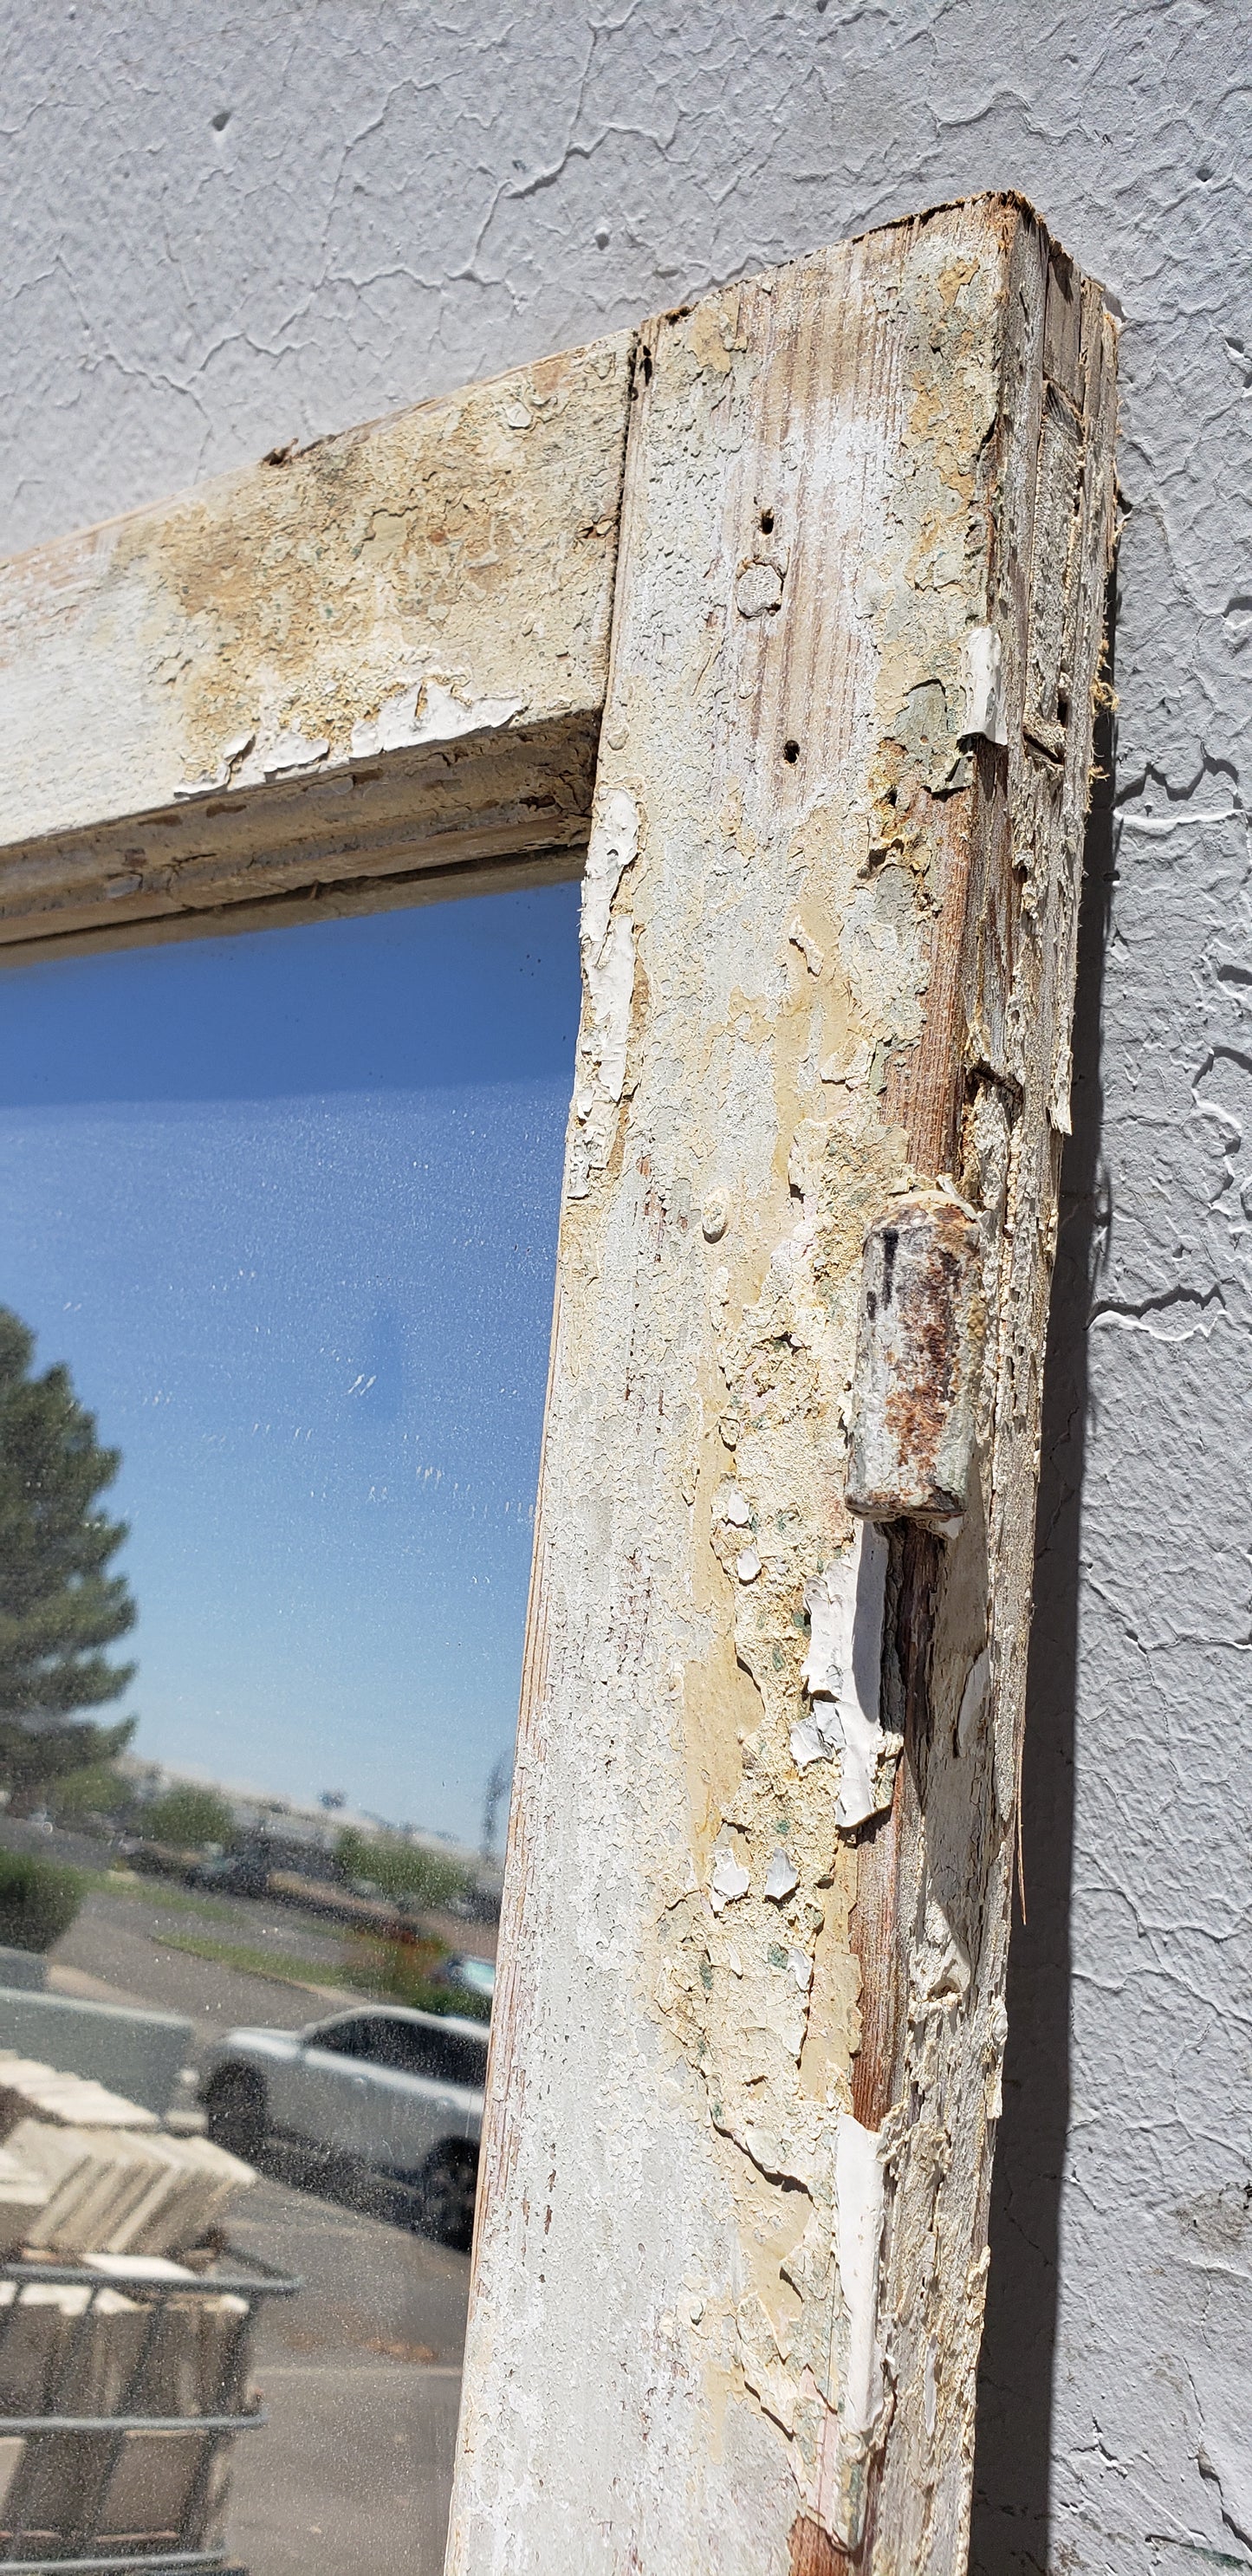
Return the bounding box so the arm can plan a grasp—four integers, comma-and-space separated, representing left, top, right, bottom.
0, 195, 1116, 2576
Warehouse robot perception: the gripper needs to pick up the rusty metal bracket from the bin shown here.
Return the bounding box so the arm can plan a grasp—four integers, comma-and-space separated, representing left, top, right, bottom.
845, 1189, 988, 1531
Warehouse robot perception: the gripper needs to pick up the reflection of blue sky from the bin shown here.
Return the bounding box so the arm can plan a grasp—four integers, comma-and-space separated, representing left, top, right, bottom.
0, 884, 581, 1845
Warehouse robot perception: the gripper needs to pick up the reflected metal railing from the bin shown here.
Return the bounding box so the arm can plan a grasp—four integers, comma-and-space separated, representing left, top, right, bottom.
0, 2248, 300, 2573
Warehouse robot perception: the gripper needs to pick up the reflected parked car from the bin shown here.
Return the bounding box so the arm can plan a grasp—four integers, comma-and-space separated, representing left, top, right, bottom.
199, 2006, 488, 2248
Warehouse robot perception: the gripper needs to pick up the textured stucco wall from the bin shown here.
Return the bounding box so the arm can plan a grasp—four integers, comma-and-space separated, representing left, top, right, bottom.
4, 9, 1249, 2570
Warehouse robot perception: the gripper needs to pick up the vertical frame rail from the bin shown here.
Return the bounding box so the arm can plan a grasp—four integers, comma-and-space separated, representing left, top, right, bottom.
450, 191, 1117, 2576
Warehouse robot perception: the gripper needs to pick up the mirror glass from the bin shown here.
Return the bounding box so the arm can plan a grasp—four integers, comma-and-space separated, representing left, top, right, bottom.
0, 882, 579, 2573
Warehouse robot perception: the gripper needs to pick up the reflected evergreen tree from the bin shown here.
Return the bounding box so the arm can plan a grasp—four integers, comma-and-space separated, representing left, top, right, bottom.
0, 1307, 136, 1803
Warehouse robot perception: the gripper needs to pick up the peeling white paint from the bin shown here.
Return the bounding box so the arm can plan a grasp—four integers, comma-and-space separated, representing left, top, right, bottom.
172, 729, 256, 801
709, 1848, 750, 1912
833, 1700, 898, 1833
348, 675, 526, 757
575, 783, 640, 1126
789, 1712, 834, 1769
581, 912, 636, 1104
963, 622, 1008, 744
737, 2294, 797, 2435
835, 2110, 886, 2441
581, 782, 639, 952
259, 726, 331, 777
789, 916, 826, 977
764, 1851, 800, 1903
800, 1523, 898, 1829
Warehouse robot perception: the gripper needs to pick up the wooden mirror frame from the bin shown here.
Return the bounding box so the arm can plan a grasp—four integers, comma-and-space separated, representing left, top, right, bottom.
0, 193, 1116, 2576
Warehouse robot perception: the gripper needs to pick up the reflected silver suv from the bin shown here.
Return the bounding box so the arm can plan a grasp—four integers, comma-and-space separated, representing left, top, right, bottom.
200, 2005, 488, 2248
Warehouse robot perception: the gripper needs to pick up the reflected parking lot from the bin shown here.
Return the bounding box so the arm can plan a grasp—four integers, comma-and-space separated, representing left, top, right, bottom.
9, 1833, 485, 2570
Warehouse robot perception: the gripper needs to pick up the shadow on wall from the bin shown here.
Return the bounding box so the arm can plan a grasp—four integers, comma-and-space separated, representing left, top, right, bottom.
969, 584, 1119, 2576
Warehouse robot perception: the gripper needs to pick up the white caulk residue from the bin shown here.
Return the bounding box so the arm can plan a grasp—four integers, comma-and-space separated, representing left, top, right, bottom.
709, 1848, 750, 1913
797, 1522, 897, 1829
580, 784, 640, 1107
963, 623, 1008, 746
835, 2110, 885, 2439
764, 1850, 799, 1903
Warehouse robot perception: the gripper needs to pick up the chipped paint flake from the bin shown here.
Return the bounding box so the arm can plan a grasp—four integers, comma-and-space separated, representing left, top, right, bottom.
709, 1849, 751, 1912
764, 1851, 800, 1903
789, 1713, 834, 1770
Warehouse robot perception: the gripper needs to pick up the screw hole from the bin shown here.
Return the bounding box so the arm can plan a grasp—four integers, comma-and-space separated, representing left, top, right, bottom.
782, 739, 800, 764
759, 509, 774, 534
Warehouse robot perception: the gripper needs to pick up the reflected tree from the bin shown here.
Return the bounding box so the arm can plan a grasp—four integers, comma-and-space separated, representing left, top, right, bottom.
0, 1307, 137, 1805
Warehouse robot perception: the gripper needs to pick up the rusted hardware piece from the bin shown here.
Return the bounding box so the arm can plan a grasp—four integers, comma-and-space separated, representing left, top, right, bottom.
845, 1190, 986, 1530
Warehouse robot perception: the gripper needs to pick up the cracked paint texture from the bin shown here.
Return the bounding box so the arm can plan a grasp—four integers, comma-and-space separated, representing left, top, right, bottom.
4, 9, 1251, 2573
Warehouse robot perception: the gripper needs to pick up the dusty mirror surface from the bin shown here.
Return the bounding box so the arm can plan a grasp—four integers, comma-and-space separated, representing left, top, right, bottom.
0, 881, 580, 2572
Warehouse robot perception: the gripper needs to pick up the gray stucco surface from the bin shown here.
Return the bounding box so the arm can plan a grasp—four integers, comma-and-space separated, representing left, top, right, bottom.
3, 6, 1249, 2567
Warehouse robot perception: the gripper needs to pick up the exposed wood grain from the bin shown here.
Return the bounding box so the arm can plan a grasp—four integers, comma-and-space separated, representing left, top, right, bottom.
449, 197, 1116, 2576
0, 337, 632, 956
